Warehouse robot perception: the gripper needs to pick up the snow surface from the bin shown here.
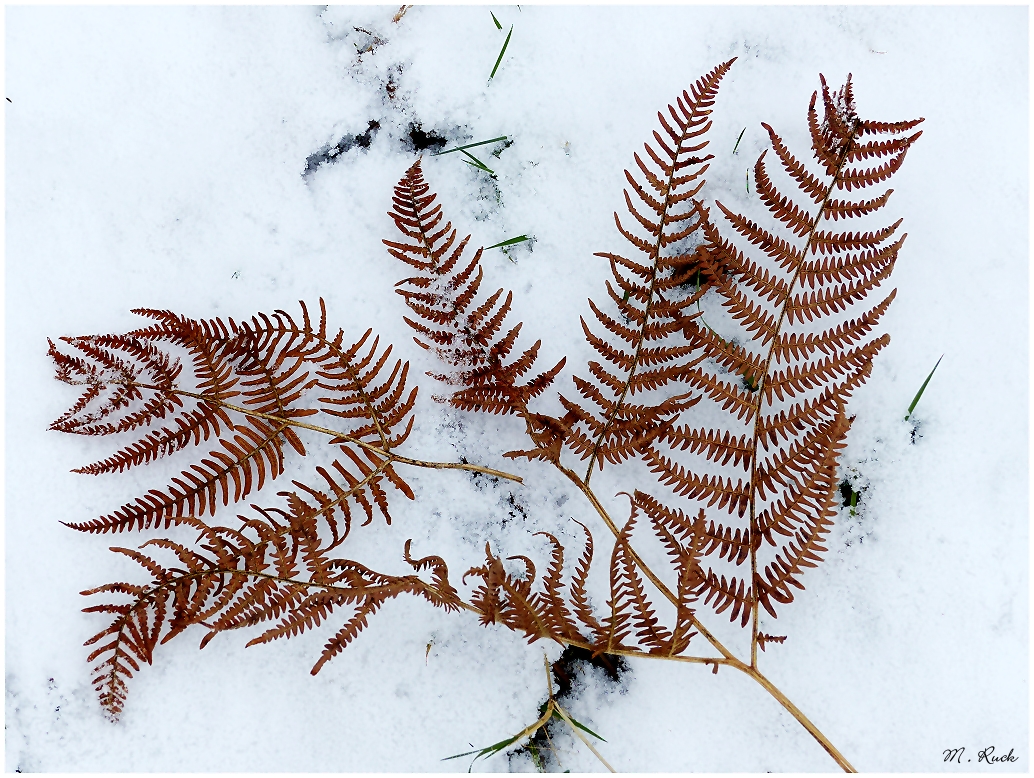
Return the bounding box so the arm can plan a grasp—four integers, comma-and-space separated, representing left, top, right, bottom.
5, 4, 1028, 773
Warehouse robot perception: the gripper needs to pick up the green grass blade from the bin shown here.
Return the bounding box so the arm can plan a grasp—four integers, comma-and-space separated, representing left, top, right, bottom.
552, 709, 606, 742
904, 354, 944, 420
732, 127, 746, 155
443, 733, 521, 761
460, 149, 495, 175
444, 702, 556, 766
434, 136, 509, 156
485, 235, 529, 250
489, 25, 513, 80
552, 703, 616, 772
441, 748, 482, 761
491, 11, 502, 29
463, 159, 495, 176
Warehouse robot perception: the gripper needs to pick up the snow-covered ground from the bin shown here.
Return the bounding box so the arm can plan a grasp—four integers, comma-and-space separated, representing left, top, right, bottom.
5, 5, 1027, 772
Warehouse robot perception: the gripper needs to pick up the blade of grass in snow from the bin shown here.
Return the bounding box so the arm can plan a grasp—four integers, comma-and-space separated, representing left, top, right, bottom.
732, 127, 746, 155
433, 136, 508, 156
462, 159, 495, 176
460, 149, 495, 175
904, 354, 944, 420
489, 25, 513, 80
442, 732, 522, 762
485, 235, 529, 250
550, 708, 606, 742
552, 703, 616, 773
443, 701, 555, 769
491, 11, 502, 29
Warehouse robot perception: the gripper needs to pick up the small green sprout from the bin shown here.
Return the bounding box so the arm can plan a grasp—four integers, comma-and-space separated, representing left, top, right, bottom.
486, 234, 530, 250
904, 354, 943, 421
490, 25, 513, 80
442, 695, 608, 771
459, 148, 495, 176
443, 655, 613, 772
491, 11, 502, 29
433, 136, 509, 157
732, 127, 746, 155
746, 169, 751, 194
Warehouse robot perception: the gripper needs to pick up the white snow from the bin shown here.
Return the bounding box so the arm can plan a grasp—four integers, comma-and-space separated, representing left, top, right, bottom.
5, 5, 1027, 773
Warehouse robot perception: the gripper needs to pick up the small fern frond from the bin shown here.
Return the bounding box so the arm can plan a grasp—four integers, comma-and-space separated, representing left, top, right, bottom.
384, 161, 565, 417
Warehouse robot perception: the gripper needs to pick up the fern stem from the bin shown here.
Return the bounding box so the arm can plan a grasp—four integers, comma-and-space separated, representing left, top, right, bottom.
741, 665, 857, 772
556, 462, 739, 661
555, 463, 855, 771
131, 384, 524, 483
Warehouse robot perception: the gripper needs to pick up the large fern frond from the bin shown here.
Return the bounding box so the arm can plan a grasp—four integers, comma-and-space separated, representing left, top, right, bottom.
644, 74, 922, 629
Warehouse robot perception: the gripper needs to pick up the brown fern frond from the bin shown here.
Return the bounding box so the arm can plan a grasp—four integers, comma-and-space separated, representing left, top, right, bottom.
65, 412, 291, 534
403, 539, 462, 611
503, 412, 578, 463
72, 407, 231, 475
530, 532, 585, 642
562, 60, 736, 478
635, 491, 752, 568
314, 326, 417, 450
53, 302, 418, 536
616, 515, 673, 653
701, 571, 751, 627
48, 335, 184, 437
660, 426, 753, 468
81, 498, 463, 718
384, 160, 565, 418
568, 519, 605, 643
560, 388, 698, 466
646, 454, 751, 516
647, 74, 921, 636
310, 596, 388, 674
596, 510, 672, 653
248, 589, 356, 646
756, 633, 787, 652
81, 551, 175, 720
56, 69, 924, 764
754, 410, 849, 551
464, 538, 591, 646
642, 504, 707, 655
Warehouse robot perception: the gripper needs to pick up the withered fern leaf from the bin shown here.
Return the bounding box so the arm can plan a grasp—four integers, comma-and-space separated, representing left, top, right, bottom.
560, 59, 737, 477
644, 74, 922, 636
51, 63, 921, 773
385, 160, 565, 418
52, 301, 418, 536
